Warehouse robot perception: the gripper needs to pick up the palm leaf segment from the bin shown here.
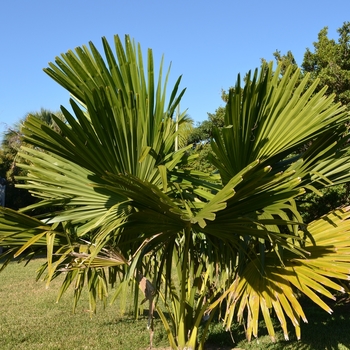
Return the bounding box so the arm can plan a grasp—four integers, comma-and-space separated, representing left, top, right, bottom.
207, 63, 350, 257
15, 35, 243, 258
25, 35, 188, 183
212, 208, 350, 342
17, 35, 201, 243
0, 36, 194, 311
211, 63, 349, 179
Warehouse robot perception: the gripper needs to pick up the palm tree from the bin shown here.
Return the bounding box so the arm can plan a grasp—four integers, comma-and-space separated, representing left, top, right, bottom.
1, 35, 350, 350
0, 108, 65, 210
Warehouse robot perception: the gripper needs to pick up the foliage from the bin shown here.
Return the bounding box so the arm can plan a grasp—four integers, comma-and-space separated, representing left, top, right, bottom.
298, 184, 350, 223
0, 108, 65, 210
302, 22, 350, 109
1, 35, 350, 350
271, 22, 350, 110
267, 22, 350, 219
186, 107, 224, 145
185, 99, 226, 173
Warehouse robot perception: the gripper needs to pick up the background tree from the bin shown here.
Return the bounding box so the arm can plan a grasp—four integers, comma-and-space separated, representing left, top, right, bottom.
302, 22, 350, 109
0, 108, 65, 210
0, 125, 33, 210
185, 92, 226, 173
270, 22, 350, 110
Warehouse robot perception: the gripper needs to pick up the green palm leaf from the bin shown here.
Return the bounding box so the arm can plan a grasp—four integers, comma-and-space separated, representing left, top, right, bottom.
211, 207, 350, 341
211, 63, 348, 184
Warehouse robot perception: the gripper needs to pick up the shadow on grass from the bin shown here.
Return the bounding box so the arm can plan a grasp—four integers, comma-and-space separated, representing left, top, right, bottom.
204, 297, 350, 350
100, 298, 350, 350
286, 298, 350, 350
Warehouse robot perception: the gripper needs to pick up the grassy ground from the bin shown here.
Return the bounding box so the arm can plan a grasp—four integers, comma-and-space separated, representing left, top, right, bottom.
0, 258, 350, 350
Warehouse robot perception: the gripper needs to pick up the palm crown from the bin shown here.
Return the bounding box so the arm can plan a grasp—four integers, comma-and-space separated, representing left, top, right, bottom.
1, 35, 350, 349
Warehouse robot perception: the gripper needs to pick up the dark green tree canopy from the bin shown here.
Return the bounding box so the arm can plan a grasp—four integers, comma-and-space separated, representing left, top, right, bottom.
302, 22, 350, 108
269, 22, 350, 109
0, 108, 64, 210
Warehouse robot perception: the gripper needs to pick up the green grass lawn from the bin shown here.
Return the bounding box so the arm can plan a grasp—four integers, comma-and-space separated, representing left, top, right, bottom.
1, 258, 350, 350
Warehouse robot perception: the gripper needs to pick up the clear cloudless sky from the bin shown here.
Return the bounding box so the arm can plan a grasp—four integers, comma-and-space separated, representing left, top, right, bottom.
1, 0, 350, 137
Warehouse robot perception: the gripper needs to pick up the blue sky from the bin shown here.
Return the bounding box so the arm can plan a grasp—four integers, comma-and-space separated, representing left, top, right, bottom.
1, 0, 350, 137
